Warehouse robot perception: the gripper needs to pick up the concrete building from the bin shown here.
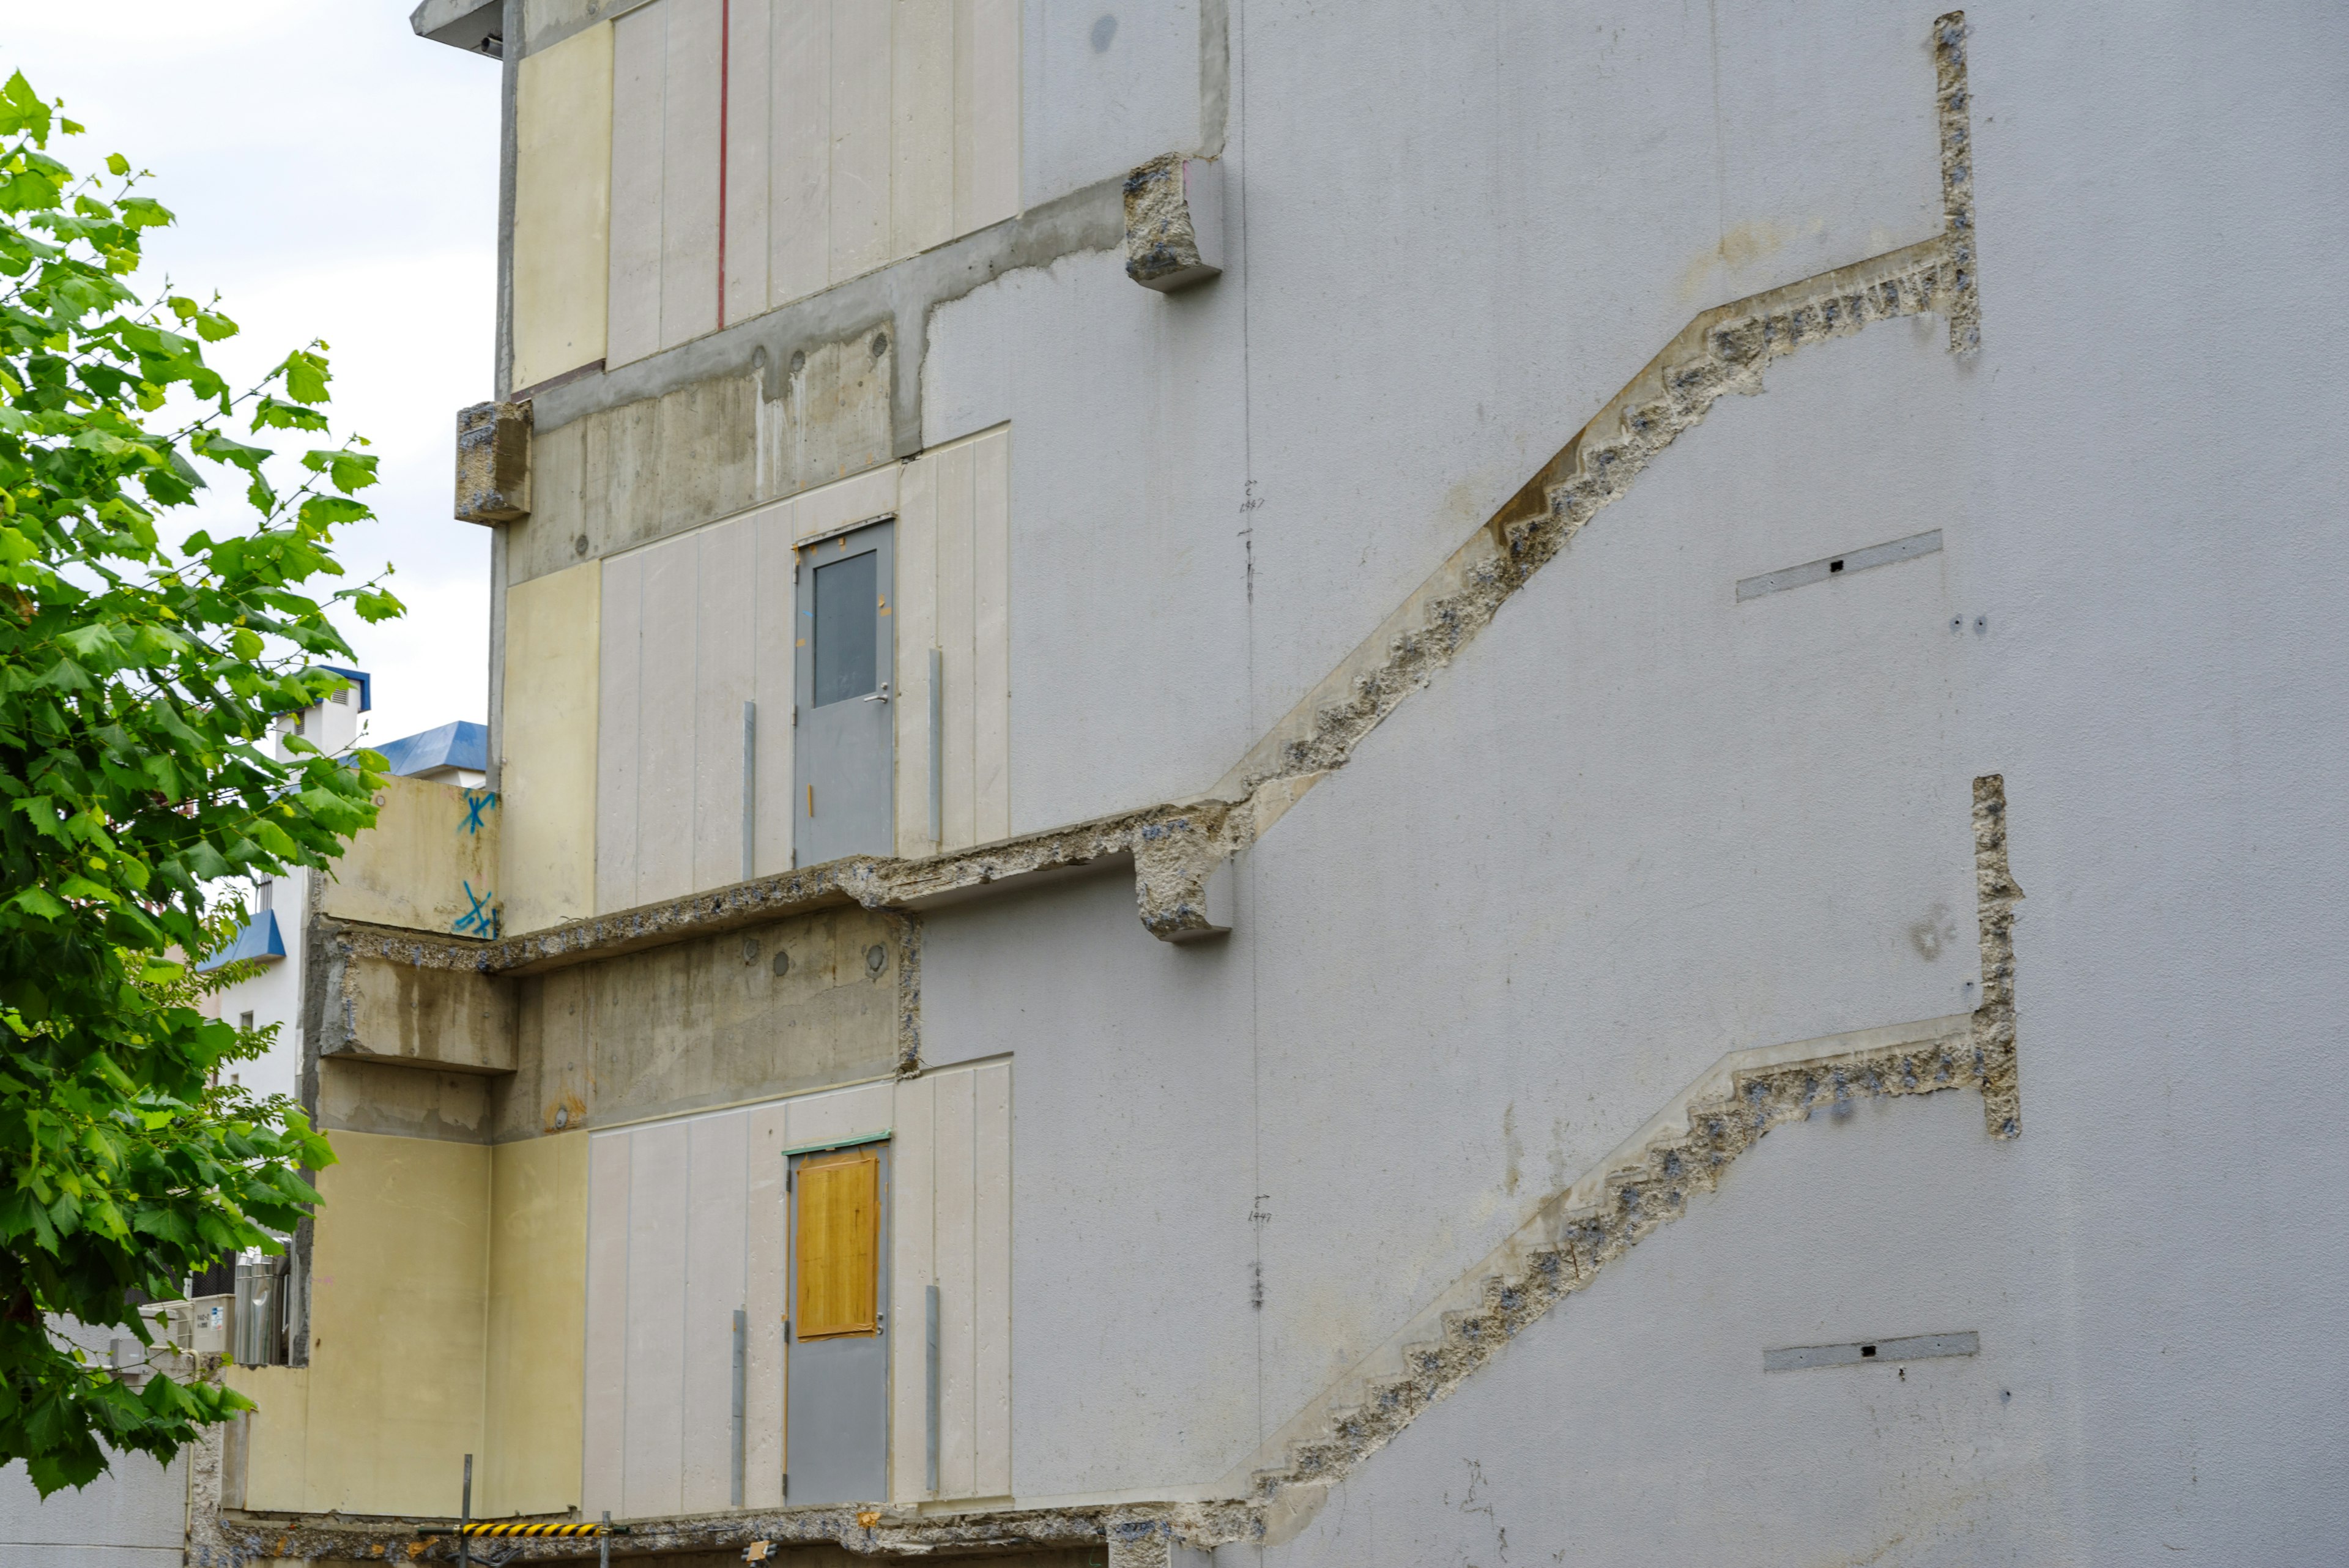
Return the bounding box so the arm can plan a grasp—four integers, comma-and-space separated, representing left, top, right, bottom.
170, 1, 2349, 1564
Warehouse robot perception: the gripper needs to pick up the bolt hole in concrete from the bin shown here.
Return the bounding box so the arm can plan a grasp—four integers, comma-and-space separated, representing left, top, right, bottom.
743, 935, 762, 963
870, 330, 888, 358
772, 949, 792, 977
790, 349, 807, 374
574, 533, 589, 556
1091, 12, 1116, 51
866, 943, 887, 976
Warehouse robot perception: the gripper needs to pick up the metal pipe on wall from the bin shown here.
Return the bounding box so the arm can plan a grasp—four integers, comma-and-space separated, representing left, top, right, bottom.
731, 1307, 748, 1506
741, 701, 757, 881
925, 1283, 941, 1493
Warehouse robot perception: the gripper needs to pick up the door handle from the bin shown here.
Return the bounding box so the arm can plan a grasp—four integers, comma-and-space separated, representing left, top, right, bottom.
863, 682, 891, 705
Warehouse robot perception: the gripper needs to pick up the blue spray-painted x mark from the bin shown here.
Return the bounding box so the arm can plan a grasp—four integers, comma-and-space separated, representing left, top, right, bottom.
461, 789, 500, 835
453, 880, 500, 939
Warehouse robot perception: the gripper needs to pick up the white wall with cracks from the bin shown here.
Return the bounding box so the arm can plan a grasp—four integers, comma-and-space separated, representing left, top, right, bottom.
1256, 1089, 2058, 1567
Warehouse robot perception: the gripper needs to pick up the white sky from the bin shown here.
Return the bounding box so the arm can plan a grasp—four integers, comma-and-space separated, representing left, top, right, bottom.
6, 2, 503, 753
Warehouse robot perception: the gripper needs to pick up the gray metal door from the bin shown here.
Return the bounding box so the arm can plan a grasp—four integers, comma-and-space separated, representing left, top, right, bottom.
794, 519, 895, 864
785, 1142, 890, 1505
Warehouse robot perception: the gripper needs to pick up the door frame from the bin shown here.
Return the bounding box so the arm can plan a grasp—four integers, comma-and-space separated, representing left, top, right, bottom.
783, 1134, 891, 1504
792, 517, 897, 865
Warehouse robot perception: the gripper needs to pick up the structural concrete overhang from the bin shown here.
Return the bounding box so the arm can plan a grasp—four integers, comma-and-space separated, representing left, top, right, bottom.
409, 0, 502, 56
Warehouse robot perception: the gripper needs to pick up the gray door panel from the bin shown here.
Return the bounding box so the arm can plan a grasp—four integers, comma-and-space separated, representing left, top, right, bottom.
794, 521, 894, 864
785, 1143, 891, 1506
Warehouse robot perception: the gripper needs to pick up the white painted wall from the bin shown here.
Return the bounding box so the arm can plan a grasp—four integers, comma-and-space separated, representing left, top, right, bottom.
1021, 0, 1204, 208
0, 1449, 186, 1566
206, 866, 305, 1105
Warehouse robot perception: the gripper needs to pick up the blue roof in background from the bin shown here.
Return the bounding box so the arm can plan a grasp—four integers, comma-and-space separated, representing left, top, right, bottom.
372, 720, 488, 779
197, 908, 284, 972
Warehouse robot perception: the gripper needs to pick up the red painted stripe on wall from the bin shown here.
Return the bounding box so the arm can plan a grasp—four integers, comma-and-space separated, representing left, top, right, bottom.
717, 0, 731, 329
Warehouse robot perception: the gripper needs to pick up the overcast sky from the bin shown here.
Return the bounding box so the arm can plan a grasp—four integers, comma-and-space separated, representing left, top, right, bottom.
7, 2, 503, 752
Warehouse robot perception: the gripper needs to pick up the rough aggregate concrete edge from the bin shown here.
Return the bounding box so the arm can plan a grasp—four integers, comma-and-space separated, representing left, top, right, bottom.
1972, 773, 2021, 1139
1123, 155, 1208, 287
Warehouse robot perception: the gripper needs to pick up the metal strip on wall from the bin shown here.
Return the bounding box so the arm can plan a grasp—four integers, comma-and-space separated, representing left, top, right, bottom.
924, 1284, 941, 1493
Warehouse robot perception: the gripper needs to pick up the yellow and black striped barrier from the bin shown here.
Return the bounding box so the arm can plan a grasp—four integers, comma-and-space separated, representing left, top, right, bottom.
419, 1521, 629, 1539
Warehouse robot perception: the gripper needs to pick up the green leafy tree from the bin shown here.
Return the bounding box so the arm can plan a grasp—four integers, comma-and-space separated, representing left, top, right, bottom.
0, 72, 403, 1492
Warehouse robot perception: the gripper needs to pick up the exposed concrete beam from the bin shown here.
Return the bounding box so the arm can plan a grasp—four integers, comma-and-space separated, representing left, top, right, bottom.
530, 175, 1127, 467
409, 0, 503, 57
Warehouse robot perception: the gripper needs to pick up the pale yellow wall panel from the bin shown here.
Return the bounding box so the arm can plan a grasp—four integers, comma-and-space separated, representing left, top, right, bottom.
690, 516, 758, 891
888, 1074, 935, 1499
484, 1132, 589, 1516
933, 440, 977, 852
225, 1365, 309, 1512
791, 462, 899, 543
607, 3, 667, 369
768, 0, 831, 307
932, 1068, 977, 1498
581, 1131, 630, 1518
304, 1131, 492, 1516
595, 548, 644, 913
632, 536, 700, 903
320, 773, 499, 937
659, 0, 725, 350
892, 0, 956, 258
954, 0, 1020, 234
971, 1061, 1012, 1495
503, 562, 603, 931
971, 428, 1011, 842
784, 1079, 894, 1151
892, 452, 940, 858
513, 22, 614, 391
744, 1102, 790, 1504
828, 0, 894, 280
722, 0, 774, 324
751, 500, 801, 878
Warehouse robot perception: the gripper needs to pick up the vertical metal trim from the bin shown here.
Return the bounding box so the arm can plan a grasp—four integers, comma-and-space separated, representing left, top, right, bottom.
731, 1307, 748, 1506
741, 700, 757, 881
458, 1453, 473, 1568
926, 648, 943, 847
924, 1283, 940, 1494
